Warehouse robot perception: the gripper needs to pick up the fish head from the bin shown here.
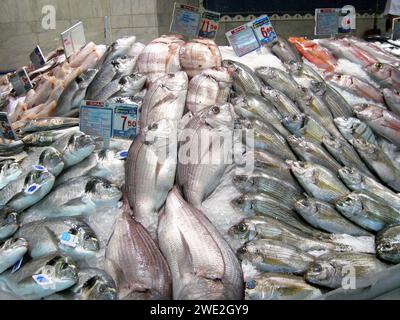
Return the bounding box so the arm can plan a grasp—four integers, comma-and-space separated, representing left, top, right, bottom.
221, 60, 238, 72
67, 223, 100, 253
64, 133, 96, 166
322, 136, 342, 150
24, 169, 55, 194
366, 62, 391, 80
338, 167, 363, 189
286, 135, 306, 149
353, 104, 383, 122
289, 161, 310, 177
333, 117, 358, 131
80, 275, 117, 300
1, 237, 28, 255
286, 61, 303, 75
377, 237, 400, 261
0, 160, 22, 181
257, 67, 275, 80
306, 261, 336, 287
204, 103, 235, 130
282, 114, 305, 133
45, 255, 78, 285
309, 80, 327, 96
294, 198, 318, 217
119, 73, 147, 93
229, 219, 257, 244
39, 148, 64, 177
232, 174, 255, 193
336, 194, 362, 216
114, 56, 137, 75
0, 212, 19, 238
353, 139, 378, 159
160, 72, 189, 92
231, 195, 254, 215
84, 177, 122, 205
383, 88, 400, 104
295, 86, 313, 103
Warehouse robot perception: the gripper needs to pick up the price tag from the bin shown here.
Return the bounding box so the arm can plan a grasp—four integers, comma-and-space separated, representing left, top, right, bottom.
59, 232, 79, 248
29, 45, 46, 70
80, 100, 113, 139
61, 21, 86, 58
32, 274, 55, 290
170, 2, 201, 38
315, 8, 339, 36
9, 68, 33, 96
0, 112, 17, 140
198, 10, 220, 40
393, 17, 400, 41
252, 15, 277, 46
339, 5, 356, 33
109, 102, 139, 140
226, 23, 260, 57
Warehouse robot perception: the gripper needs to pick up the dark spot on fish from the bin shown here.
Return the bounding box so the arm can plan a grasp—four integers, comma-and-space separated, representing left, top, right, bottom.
47, 255, 62, 266
85, 177, 112, 194
98, 149, 108, 160
67, 134, 76, 147
82, 276, 101, 290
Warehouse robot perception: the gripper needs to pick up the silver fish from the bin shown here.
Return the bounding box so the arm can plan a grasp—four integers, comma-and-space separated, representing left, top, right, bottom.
287, 135, 341, 173
336, 192, 400, 232
16, 118, 79, 135
365, 62, 400, 89
290, 161, 350, 203
0, 212, 19, 241
0, 160, 22, 191
353, 139, 400, 192
125, 119, 177, 238
383, 88, 400, 116
288, 62, 324, 83
15, 217, 99, 261
2, 254, 78, 300
0, 238, 28, 274
105, 200, 171, 300
270, 37, 302, 64
376, 225, 400, 264
100, 36, 137, 67
238, 239, 315, 275
21, 176, 122, 224
158, 188, 243, 300
305, 252, 387, 289
295, 198, 371, 236
222, 60, 262, 95
261, 87, 302, 117
334, 117, 378, 146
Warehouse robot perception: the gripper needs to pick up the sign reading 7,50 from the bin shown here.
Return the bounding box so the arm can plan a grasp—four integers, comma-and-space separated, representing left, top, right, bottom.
120, 115, 137, 131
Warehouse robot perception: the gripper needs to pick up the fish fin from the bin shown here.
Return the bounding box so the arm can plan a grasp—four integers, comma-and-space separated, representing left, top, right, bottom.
177, 230, 194, 277
44, 226, 60, 247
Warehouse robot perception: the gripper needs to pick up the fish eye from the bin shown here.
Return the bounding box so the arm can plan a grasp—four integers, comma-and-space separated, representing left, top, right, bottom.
211, 106, 220, 114
237, 223, 248, 233
149, 123, 158, 131
246, 280, 256, 290
375, 63, 383, 69
61, 262, 69, 270
119, 77, 127, 85
98, 284, 106, 293
83, 234, 91, 241
312, 264, 323, 273
395, 90, 400, 96
236, 197, 245, 205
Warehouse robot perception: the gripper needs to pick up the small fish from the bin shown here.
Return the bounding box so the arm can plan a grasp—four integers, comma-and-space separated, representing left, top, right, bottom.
270, 36, 302, 64
261, 87, 302, 118
222, 60, 262, 95
334, 117, 378, 146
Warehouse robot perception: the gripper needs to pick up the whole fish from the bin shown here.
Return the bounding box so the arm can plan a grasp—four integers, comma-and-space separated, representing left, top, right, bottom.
322, 136, 373, 177
16, 118, 79, 135
238, 239, 315, 275
158, 188, 243, 300
282, 113, 331, 144
270, 37, 302, 64
232, 94, 289, 137
0, 238, 28, 274
376, 225, 400, 264
294, 198, 371, 236
21, 128, 78, 147
339, 167, 400, 210
232, 171, 301, 208
125, 119, 177, 238
0, 212, 19, 241
261, 87, 302, 117
17, 147, 65, 177
352, 139, 400, 192
47, 268, 117, 300
309, 80, 354, 118
1, 169, 55, 212
305, 252, 387, 289
140, 72, 188, 129
245, 273, 322, 300
178, 104, 234, 207
288, 61, 325, 83
55, 69, 98, 117
238, 118, 296, 161
290, 161, 350, 203
105, 200, 172, 300
334, 117, 378, 146
21, 176, 122, 224
100, 36, 137, 67
326, 74, 384, 104
354, 104, 400, 147
383, 88, 400, 116
15, 217, 99, 261
86, 56, 138, 100
92, 73, 147, 101
287, 135, 341, 173
295, 87, 343, 138
230, 215, 342, 252
1, 254, 78, 300
55, 148, 126, 187
231, 193, 325, 238
256, 67, 302, 100
365, 62, 400, 89
0, 160, 22, 191
335, 192, 400, 232
222, 60, 262, 95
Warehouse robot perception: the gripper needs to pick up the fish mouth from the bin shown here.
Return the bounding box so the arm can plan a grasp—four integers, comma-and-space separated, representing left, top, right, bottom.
289, 161, 307, 175
4, 237, 28, 250
377, 242, 395, 254
339, 167, 362, 184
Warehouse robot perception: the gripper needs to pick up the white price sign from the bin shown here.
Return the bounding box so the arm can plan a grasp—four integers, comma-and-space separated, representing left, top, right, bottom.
170, 2, 201, 38
9, 68, 33, 96
109, 103, 139, 140
226, 23, 260, 57
30, 46, 46, 69
252, 15, 277, 46
61, 21, 86, 58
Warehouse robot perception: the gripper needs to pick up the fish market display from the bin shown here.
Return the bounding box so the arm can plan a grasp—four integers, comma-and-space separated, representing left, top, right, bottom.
2, 31, 400, 300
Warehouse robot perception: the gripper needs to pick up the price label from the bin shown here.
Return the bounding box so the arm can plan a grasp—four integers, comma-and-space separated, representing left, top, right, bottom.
30, 46, 46, 70
0, 112, 17, 140
339, 5, 356, 33
61, 21, 86, 58
198, 10, 220, 40
393, 17, 400, 40
9, 68, 33, 96
252, 15, 277, 46
226, 23, 260, 57
170, 2, 201, 38
109, 103, 139, 140
315, 8, 339, 36
80, 100, 113, 139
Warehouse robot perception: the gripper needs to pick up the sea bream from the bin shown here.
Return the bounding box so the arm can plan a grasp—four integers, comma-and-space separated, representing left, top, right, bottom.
0, 238, 28, 274
0, 212, 19, 241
